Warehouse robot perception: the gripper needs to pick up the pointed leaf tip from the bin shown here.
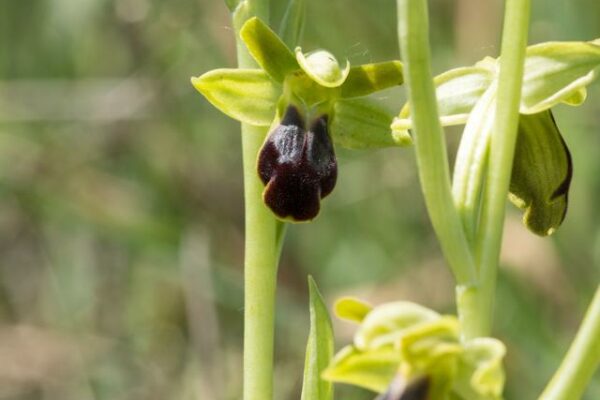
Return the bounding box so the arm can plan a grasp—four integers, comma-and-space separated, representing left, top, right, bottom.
301, 276, 334, 400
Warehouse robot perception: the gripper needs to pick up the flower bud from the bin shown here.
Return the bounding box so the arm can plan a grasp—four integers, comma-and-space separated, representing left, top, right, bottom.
258, 105, 337, 222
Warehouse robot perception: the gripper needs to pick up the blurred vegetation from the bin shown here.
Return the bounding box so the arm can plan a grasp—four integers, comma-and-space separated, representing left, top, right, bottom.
0, 0, 599, 399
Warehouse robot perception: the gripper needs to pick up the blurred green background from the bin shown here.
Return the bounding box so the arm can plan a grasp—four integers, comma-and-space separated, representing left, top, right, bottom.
0, 0, 599, 399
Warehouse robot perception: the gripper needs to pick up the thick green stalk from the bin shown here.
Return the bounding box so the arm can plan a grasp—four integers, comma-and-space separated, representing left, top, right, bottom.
396, 0, 477, 287
540, 286, 600, 400
472, 0, 531, 337
232, 2, 284, 400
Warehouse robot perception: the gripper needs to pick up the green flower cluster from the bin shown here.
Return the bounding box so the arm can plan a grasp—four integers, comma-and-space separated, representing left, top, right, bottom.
323, 299, 506, 400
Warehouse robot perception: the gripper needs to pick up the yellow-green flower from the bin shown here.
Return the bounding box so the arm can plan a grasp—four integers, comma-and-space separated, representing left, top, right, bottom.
324, 299, 506, 400
192, 17, 407, 221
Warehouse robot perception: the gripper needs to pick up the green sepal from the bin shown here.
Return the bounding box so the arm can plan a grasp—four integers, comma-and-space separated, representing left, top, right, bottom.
296, 48, 350, 88
354, 302, 439, 351
509, 111, 572, 236
340, 61, 404, 98
331, 98, 411, 149
191, 68, 280, 126
392, 64, 494, 136
452, 82, 497, 242
334, 297, 372, 323
322, 345, 400, 393
521, 40, 600, 114
301, 276, 335, 400
240, 17, 299, 83
279, 0, 306, 48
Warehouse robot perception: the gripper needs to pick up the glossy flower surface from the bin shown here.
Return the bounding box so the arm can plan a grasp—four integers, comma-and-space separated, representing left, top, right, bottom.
258, 106, 337, 221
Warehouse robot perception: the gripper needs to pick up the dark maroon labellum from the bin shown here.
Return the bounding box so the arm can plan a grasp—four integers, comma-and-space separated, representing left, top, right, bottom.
257, 105, 337, 222
375, 376, 430, 400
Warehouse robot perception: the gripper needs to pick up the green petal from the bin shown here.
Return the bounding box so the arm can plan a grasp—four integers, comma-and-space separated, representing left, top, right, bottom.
334, 297, 373, 323
340, 61, 404, 98
301, 277, 335, 400
322, 345, 400, 393
392, 65, 495, 136
331, 98, 411, 149
191, 68, 280, 126
354, 302, 439, 351
521, 41, 600, 114
453, 338, 506, 399
509, 111, 572, 236
397, 317, 462, 377
296, 48, 350, 88
240, 17, 299, 83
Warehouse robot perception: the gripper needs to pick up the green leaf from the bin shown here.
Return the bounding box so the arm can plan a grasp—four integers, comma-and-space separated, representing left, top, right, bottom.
354, 302, 439, 351
340, 61, 404, 98
191, 68, 280, 126
278, 0, 306, 48
322, 345, 400, 393
301, 276, 335, 400
240, 17, 299, 83
331, 98, 411, 149
296, 48, 350, 88
509, 111, 572, 236
334, 297, 372, 323
521, 41, 600, 114
392, 64, 495, 136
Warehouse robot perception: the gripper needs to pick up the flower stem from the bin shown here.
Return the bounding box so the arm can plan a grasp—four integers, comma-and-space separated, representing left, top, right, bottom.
396, 0, 477, 287
539, 286, 600, 400
470, 0, 531, 338
232, 2, 285, 400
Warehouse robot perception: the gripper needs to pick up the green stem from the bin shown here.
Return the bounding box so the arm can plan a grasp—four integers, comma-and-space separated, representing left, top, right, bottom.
471, 0, 531, 338
232, 2, 284, 400
396, 0, 477, 287
539, 286, 600, 400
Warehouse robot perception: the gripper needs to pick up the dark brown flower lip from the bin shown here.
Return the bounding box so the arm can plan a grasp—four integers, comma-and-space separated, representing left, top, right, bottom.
257, 105, 337, 222
375, 375, 430, 400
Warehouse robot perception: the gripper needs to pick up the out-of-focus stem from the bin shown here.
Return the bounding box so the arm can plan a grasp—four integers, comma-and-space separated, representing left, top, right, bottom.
539, 286, 600, 400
